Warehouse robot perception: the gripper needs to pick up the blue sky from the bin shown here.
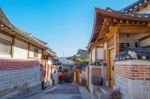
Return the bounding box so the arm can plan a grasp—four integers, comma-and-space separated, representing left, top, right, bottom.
0, 0, 137, 57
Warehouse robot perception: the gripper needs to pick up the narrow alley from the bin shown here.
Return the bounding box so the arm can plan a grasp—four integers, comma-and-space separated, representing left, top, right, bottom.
25, 83, 92, 99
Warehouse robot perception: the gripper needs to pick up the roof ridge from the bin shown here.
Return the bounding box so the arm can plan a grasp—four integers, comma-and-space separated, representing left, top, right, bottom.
120, 0, 150, 13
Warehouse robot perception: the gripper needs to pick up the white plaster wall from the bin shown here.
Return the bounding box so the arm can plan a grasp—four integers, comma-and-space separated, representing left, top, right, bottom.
29, 45, 34, 58
29, 45, 42, 59
91, 48, 96, 63
120, 34, 137, 47
13, 39, 28, 59
38, 49, 42, 59
48, 57, 53, 65
120, 34, 150, 48
97, 48, 104, 60
140, 38, 150, 47
89, 53, 92, 63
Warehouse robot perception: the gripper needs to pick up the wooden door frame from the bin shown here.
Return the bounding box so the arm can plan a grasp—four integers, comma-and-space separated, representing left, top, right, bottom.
108, 48, 115, 87
75, 68, 80, 83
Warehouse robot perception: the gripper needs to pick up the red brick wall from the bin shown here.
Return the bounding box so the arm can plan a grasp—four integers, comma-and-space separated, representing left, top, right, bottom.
115, 64, 150, 80
91, 68, 101, 77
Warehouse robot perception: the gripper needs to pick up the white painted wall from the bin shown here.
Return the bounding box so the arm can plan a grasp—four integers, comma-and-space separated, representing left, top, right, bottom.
91, 48, 96, 62
0, 32, 44, 60
48, 57, 53, 65
140, 38, 150, 47
120, 34, 150, 48
13, 39, 28, 59
89, 53, 92, 63
29, 45, 42, 59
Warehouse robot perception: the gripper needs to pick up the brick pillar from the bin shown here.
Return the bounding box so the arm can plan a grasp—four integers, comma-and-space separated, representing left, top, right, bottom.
89, 66, 101, 92
115, 60, 150, 99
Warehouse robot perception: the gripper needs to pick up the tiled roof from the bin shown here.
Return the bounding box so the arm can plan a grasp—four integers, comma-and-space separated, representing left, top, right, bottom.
121, 0, 150, 13
88, 8, 150, 44
76, 49, 88, 59
106, 7, 150, 18
115, 48, 150, 61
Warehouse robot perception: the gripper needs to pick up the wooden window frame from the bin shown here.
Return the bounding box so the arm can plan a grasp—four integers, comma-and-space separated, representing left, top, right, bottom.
0, 38, 11, 55
34, 48, 39, 58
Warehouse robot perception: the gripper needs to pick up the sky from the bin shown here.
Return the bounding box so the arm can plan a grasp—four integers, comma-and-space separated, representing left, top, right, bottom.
0, 0, 137, 57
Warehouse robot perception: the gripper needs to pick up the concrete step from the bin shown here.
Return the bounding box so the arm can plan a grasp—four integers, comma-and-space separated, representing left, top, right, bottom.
92, 86, 113, 99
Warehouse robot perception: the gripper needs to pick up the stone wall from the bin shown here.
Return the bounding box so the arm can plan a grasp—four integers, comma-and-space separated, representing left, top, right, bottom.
0, 59, 41, 98
115, 60, 150, 99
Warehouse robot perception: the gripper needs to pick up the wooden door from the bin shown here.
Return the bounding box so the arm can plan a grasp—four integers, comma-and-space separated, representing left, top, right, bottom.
109, 49, 115, 87
76, 68, 80, 83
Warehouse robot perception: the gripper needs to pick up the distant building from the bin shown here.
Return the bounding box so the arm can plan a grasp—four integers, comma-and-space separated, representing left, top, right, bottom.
0, 8, 56, 98
88, 0, 150, 99
73, 49, 89, 83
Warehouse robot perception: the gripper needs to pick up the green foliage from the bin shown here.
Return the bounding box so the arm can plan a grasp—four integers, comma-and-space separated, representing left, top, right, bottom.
76, 58, 89, 63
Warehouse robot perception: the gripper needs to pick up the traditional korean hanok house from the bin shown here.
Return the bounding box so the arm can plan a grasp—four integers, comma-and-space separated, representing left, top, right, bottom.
88, 0, 150, 98
0, 8, 54, 98
42, 48, 56, 87
73, 49, 89, 84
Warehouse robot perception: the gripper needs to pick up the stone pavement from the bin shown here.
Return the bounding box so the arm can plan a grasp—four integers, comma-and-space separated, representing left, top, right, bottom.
24, 83, 92, 99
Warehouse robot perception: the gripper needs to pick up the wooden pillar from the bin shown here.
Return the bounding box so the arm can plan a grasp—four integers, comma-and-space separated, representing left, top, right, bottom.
113, 26, 120, 56
105, 42, 110, 81
28, 43, 30, 59
11, 36, 15, 58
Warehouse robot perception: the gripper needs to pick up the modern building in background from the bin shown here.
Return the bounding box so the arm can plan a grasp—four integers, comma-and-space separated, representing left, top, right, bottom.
0, 8, 56, 98
88, 0, 150, 99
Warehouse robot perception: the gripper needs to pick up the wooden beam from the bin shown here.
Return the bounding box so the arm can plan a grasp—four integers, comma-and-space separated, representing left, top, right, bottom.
114, 30, 120, 55
120, 25, 150, 33
109, 25, 120, 55
139, 34, 150, 41
97, 24, 109, 40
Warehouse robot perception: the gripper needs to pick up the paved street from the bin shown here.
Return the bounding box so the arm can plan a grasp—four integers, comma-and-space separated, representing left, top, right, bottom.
25, 83, 92, 99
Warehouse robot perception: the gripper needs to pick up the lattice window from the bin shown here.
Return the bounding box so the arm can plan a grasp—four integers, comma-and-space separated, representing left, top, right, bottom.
34, 48, 38, 58
0, 38, 11, 54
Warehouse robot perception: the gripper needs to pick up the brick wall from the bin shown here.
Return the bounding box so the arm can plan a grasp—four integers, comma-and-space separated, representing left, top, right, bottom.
91, 67, 101, 77
0, 59, 41, 98
115, 60, 150, 99
115, 60, 150, 80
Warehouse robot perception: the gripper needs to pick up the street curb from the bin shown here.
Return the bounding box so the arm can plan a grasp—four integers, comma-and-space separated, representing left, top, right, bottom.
79, 85, 93, 99
44, 86, 57, 93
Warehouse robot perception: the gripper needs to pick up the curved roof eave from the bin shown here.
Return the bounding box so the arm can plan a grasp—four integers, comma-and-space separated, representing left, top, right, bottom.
0, 8, 48, 49
88, 8, 150, 47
